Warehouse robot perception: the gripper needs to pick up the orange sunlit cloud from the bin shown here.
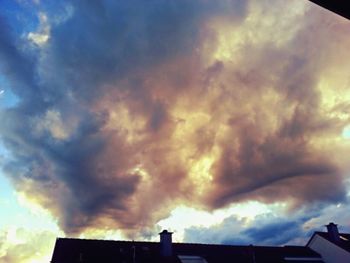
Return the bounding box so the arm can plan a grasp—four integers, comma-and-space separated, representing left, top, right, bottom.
1, 2, 350, 261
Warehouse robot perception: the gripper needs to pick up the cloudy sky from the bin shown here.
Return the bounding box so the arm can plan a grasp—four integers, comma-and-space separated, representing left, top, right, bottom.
1, 0, 350, 262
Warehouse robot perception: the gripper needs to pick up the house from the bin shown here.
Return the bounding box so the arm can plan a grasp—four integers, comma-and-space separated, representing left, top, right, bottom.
307, 222, 350, 263
51, 229, 325, 263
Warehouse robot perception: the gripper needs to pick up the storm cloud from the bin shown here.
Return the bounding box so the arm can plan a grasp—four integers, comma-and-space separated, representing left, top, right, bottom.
184, 211, 314, 246
0, 0, 350, 237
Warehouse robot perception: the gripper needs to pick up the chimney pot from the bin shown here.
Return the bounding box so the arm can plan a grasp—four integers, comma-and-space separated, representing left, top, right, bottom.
326, 222, 340, 242
159, 230, 173, 257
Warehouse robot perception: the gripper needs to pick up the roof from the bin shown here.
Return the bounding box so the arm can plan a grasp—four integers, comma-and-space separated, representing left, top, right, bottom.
308, 0, 350, 20
308, 231, 350, 253
51, 238, 324, 263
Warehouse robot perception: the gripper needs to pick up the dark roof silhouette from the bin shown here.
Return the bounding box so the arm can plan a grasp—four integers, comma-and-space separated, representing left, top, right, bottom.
307, 231, 350, 253
51, 238, 323, 263
309, 0, 350, 20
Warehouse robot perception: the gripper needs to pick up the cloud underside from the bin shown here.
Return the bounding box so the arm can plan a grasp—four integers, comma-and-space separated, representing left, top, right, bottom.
0, 0, 350, 236
184, 213, 308, 246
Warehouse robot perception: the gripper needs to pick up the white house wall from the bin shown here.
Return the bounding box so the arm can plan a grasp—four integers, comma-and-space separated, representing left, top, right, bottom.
308, 235, 350, 263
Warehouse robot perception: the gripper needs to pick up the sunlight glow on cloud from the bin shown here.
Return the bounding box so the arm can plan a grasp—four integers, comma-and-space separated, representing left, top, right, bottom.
0, 227, 57, 263
27, 12, 50, 46
0, 1, 350, 261
157, 202, 286, 241
0, 176, 62, 263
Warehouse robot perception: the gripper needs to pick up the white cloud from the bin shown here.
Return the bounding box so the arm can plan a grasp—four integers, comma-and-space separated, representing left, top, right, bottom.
0, 228, 57, 263
27, 13, 50, 46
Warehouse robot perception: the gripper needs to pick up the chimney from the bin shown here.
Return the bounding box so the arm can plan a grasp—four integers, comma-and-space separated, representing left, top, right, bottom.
159, 230, 173, 257
326, 222, 340, 242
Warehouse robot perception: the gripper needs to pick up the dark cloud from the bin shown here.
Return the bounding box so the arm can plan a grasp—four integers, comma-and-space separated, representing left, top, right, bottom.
184, 197, 350, 246
0, 17, 39, 103
44, 0, 248, 104
208, 118, 345, 208
0, 0, 249, 235
184, 209, 321, 246
242, 220, 304, 245
0, 0, 350, 238
203, 4, 350, 209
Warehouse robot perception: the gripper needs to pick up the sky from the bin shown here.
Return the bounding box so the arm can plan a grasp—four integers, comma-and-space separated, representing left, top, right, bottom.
0, 0, 350, 262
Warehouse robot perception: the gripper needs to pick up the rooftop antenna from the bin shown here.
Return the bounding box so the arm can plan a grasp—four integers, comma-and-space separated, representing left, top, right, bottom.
249, 245, 256, 263
132, 242, 136, 263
